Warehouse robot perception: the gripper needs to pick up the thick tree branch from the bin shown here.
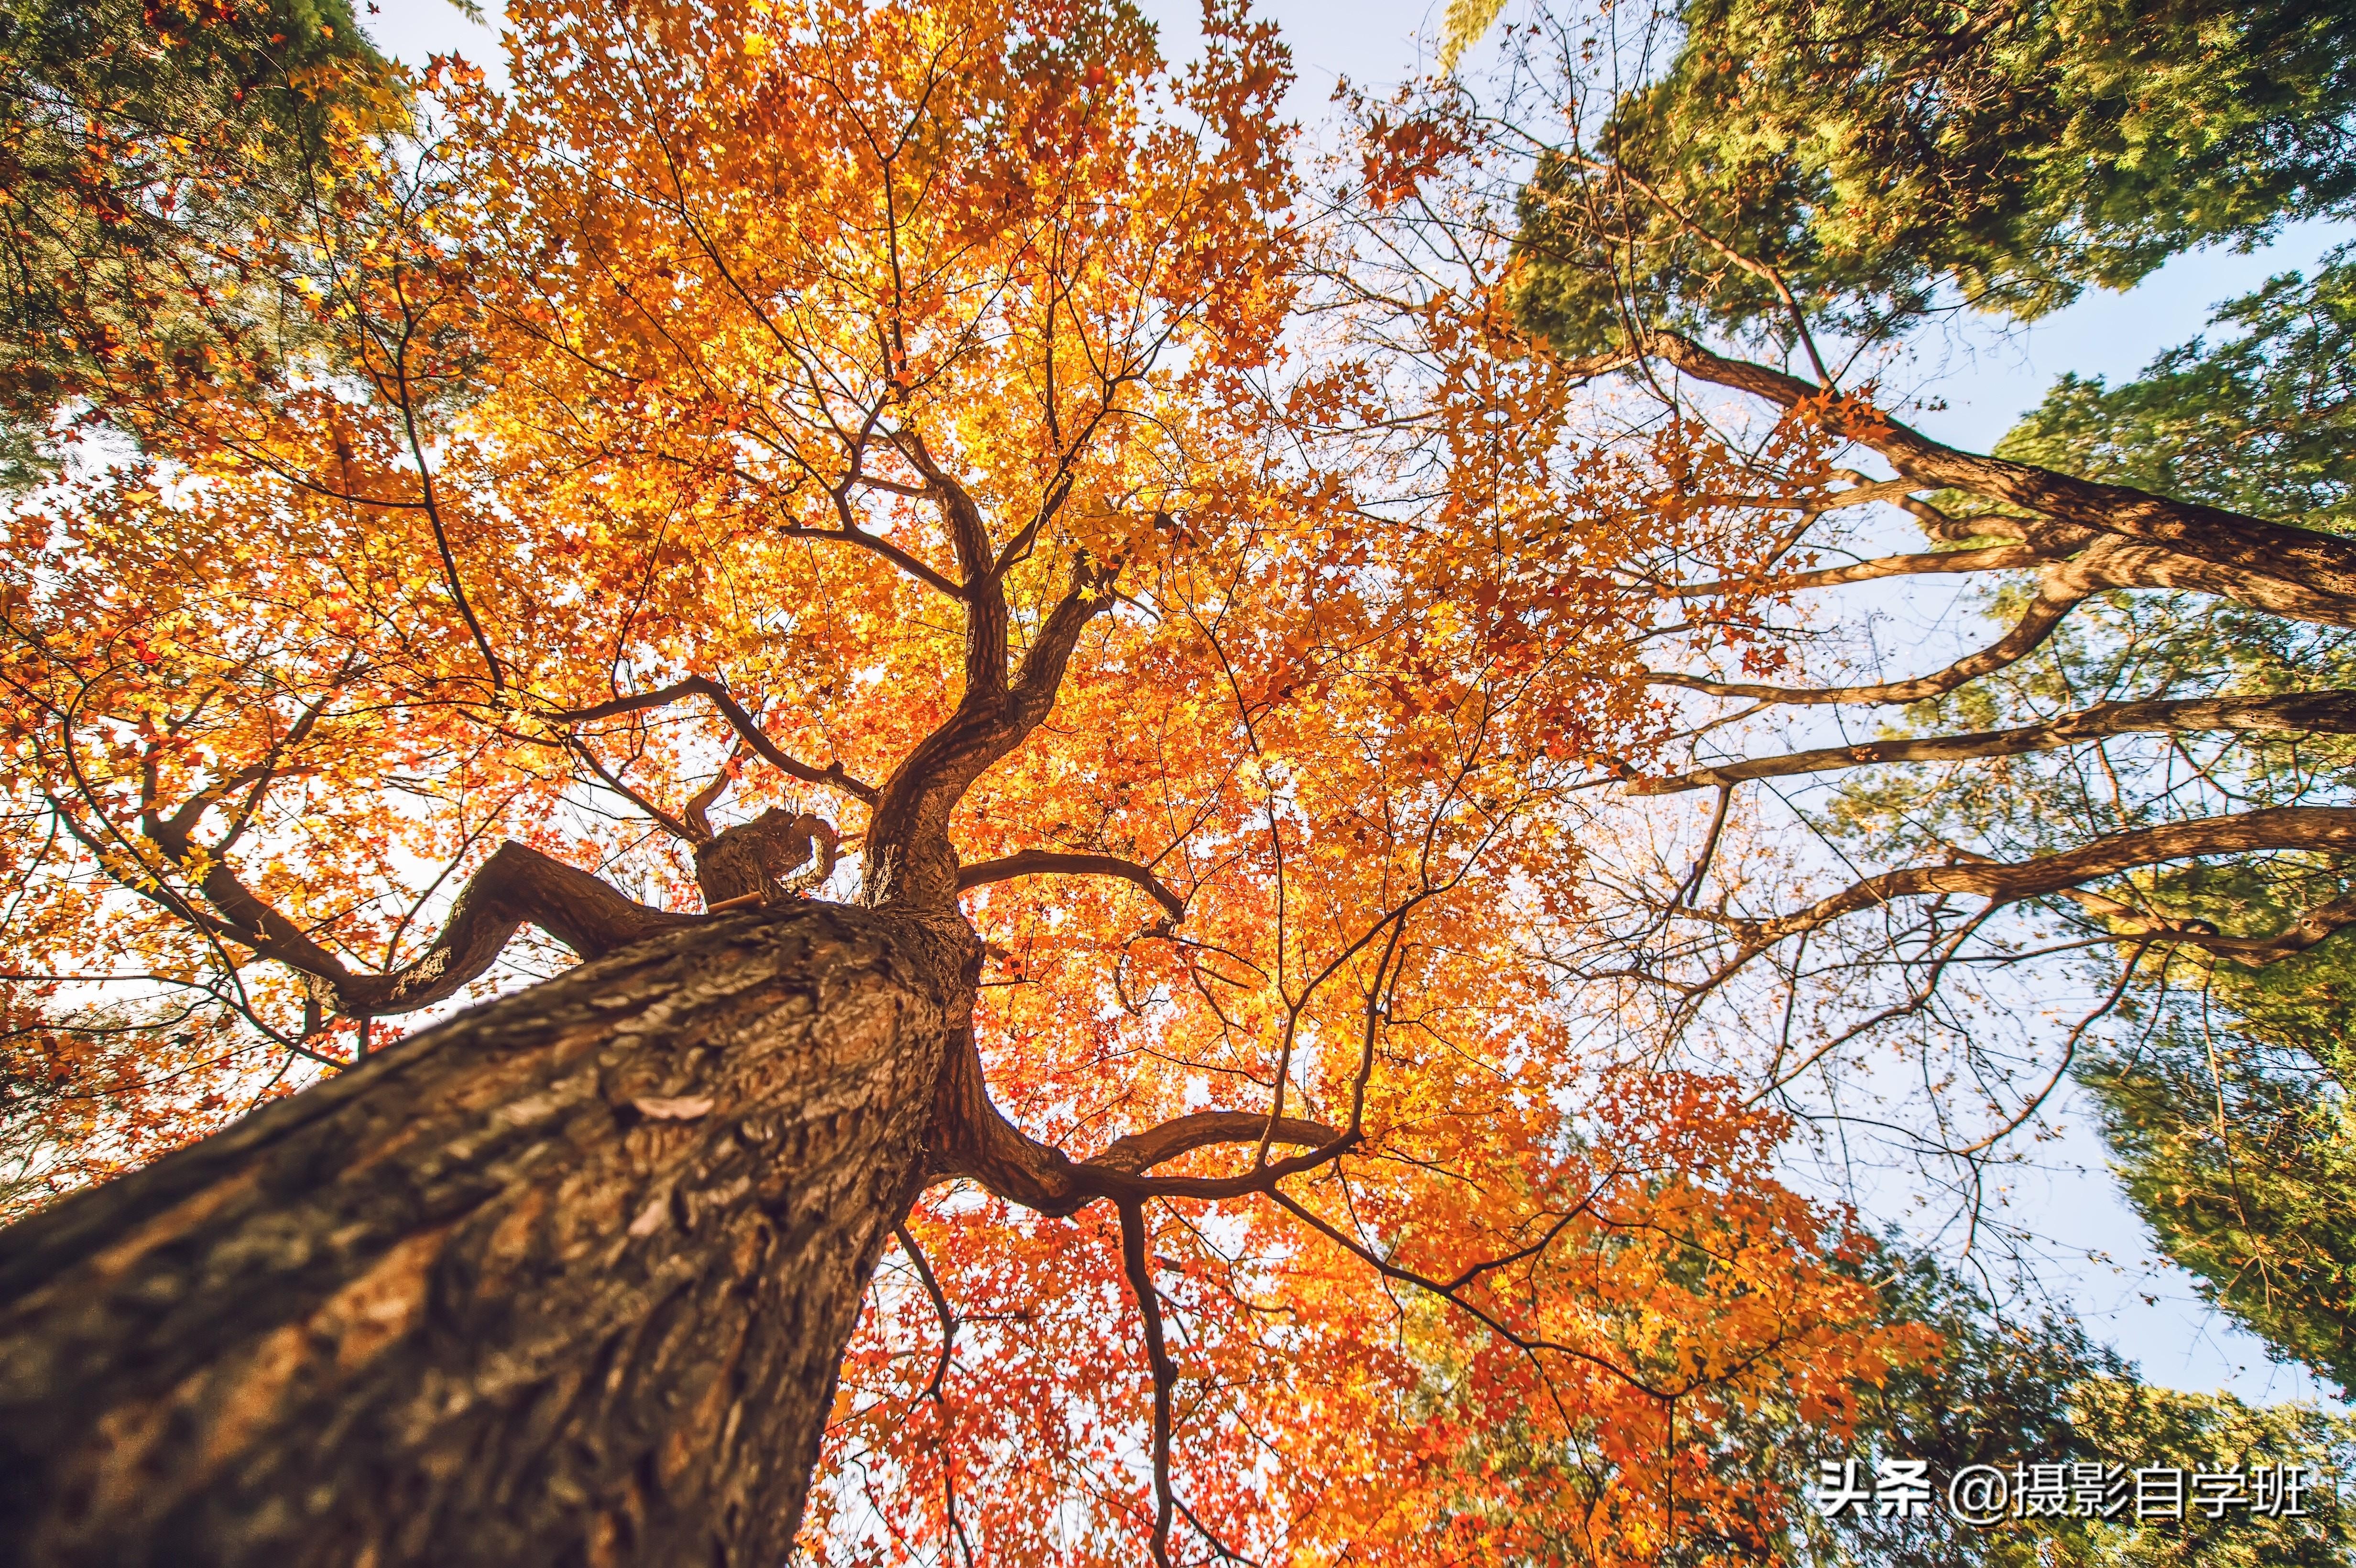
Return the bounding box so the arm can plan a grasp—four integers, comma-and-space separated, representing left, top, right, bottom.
1648, 585, 2081, 705
680, 755, 740, 842
864, 559, 1116, 911
2161, 897, 2356, 963
957, 850, 1186, 926
2040, 880, 2356, 963
1635, 690, 2356, 794
142, 815, 691, 1017
895, 430, 1001, 595
2060, 539, 2356, 628
1089, 1110, 1339, 1175
1731, 806, 2356, 949
922, 1028, 1342, 1216
1642, 330, 2356, 615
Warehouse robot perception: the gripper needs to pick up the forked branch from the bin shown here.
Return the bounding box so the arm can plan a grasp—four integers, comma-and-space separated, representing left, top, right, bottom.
864, 557, 1118, 910
549, 675, 878, 804
1725, 806, 2356, 951
2054, 885, 2356, 965
1267, 1189, 1676, 1401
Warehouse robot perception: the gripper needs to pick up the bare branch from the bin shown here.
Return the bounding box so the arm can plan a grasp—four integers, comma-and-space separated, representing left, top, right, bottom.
1657, 545, 2039, 600
893, 1223, 976, 1568
957, 849, 1186, 926
1634, 689, 2356, 794
1641, 329, 2356, 617
547, 675, 878, 804
1266, 1190, 1676, 1400
1731, 806, 2356, 949
1647, 586, 2081, 705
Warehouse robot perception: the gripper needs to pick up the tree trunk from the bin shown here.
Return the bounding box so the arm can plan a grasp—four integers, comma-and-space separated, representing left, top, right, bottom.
0, 903, 976, 1568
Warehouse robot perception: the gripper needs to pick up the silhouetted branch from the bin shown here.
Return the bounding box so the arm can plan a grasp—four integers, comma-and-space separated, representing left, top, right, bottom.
548, 675, 878, 804
1633, 690, 2356, 794
1647, 586, 2081, 705
957, 849, 1186, 926
1657, 544, 2038, 599
894, 1223, 975, 1568
1119, 1200, 1177, 1568
1724, 807, 2356, 951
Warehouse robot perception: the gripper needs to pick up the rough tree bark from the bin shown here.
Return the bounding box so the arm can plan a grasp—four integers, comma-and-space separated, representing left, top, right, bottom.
0, 903, 977, 1568
0, 346, 1302, 1566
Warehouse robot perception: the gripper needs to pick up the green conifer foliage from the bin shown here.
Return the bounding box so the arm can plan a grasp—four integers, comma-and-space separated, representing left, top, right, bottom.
1511, 0, 2356, 356
0, 0, 402, 484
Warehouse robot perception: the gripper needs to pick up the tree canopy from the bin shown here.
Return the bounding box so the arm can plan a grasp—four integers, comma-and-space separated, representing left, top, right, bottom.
0, 0, 1953, 1561
1488, 0, 2356, 1437
9, 0, 2356, 1560
0, 0, 404, 487
1508, 0, 2356, 355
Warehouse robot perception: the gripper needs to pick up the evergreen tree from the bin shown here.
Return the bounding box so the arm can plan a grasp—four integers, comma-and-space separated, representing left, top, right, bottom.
1430, 1240, 2356, 1564
1965, 252, 2356, 1398
1509, 0, 2356, 357
0, 0, 403, 485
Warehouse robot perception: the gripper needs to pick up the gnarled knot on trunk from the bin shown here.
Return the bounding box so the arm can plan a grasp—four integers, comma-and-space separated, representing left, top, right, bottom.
695, 809, 839, 910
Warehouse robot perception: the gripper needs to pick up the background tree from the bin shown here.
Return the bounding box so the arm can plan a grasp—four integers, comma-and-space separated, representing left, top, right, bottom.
1462, 0, 2356, 1275
1853, 249, 2356, 1396
1509, 0, 2356, 353
0, 0, 406, 488
0, 1, 1924, 1564
1415, 1232, 2356, 1566
2080, 944, 2356, 1399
